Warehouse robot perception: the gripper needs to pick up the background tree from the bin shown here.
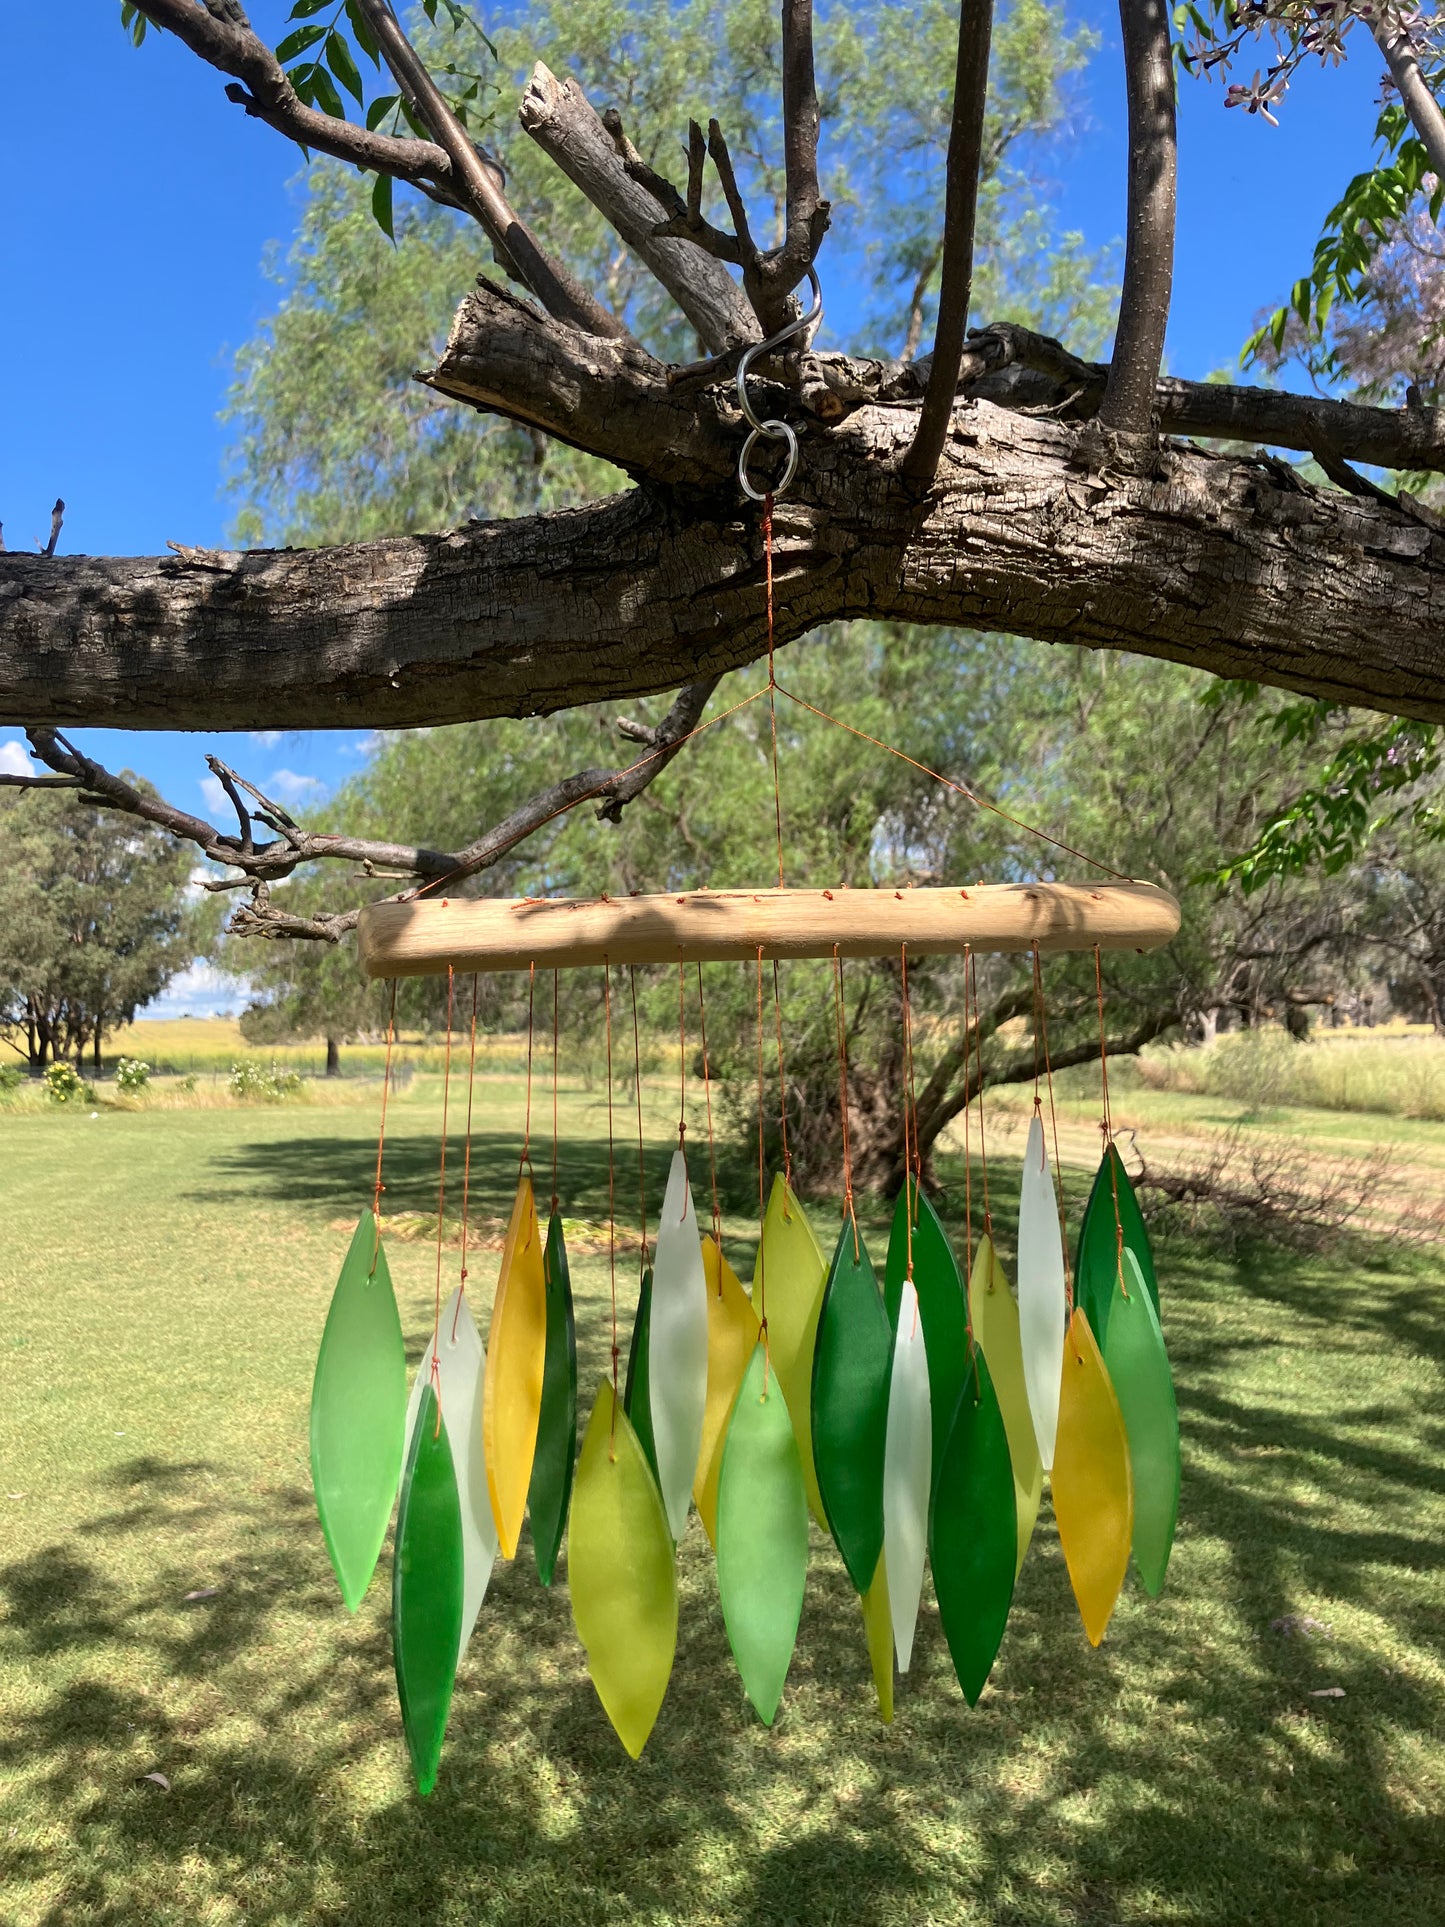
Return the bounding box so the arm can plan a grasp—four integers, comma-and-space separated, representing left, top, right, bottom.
0, 788, 194, 1072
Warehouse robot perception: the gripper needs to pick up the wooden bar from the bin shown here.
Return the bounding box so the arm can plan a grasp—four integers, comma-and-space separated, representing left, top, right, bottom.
356, 882, 1180, 978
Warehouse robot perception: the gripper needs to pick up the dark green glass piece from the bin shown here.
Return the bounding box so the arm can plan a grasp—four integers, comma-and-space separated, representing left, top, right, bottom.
929, 1348, 1017, 1705
716, 1340, 809, 1725
1101, 1250, 1180, 1595
884, 1181, 970, 1497
392, 1383, 464, 1797
528, 1210, 578, 1586
810, 1218, 892, 1593
310, 1211, 407, 1611
623, 1267, 660, 1487
1076, 1144, 1160, 1345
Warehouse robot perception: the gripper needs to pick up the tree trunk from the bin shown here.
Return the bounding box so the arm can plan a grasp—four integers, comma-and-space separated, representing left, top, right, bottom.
326, 1036, 342, 1078
93, 1026, 103, 1075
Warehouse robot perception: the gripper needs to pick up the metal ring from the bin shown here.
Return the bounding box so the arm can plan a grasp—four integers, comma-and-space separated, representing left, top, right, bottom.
738, 421, 800, 501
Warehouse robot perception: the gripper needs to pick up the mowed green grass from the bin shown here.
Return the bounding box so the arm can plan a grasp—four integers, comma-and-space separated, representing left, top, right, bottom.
1, 1075, 1443, 1926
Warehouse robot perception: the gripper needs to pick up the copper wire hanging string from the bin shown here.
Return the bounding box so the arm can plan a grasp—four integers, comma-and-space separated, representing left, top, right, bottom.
369, 977, 398, 1276
430, 964, 455, 1432
967, 947, 993, 1242
454, 972, 479, 1342
770, 958, 794, 1193
694, 962, 724, 1260
603, 959, 619, 1450
518, 961, 536, 1180
1032, 942, 1075, 1327
551, 969, 560, 1215
900, 945, 917, 1290
762, 491, 787, 891
832, 945, 860, 1261
628, 965, 649, 1279
1095, 944, 1130, 1299
961, 943, 975, 1284
754, 950, 771, 1379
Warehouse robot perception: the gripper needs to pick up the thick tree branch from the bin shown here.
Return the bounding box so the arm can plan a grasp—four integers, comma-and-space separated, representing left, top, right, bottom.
902, 0, 996, 488
347, 0, 624, 337
1097, 0, 1177, 438
8, 393, 1445, 728
135, 0, 462, 204
1371, 12, 1445, 184
519, 67, 759, 354
769, 0, 828, 296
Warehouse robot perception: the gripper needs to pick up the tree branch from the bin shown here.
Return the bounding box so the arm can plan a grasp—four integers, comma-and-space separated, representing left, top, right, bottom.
1371, 12, 1445, 184
519, 67, 759, 354
902, 0, 996, 488
1097, 0, 1177, 438
769, 0, 828, 296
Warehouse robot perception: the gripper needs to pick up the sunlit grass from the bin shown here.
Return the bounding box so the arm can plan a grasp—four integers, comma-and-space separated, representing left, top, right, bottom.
0, 1075, 1442, 1924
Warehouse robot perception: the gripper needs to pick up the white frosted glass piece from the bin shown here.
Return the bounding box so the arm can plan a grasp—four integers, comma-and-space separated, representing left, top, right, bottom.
1016, 1112, 1067, 1470
647, 1148, 710, 1541
404, 1288, 498, 1660
883, 1279, 931, 1673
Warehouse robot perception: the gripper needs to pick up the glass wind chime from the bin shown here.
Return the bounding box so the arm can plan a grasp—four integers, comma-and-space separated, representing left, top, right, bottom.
307, 279, 1184, 1792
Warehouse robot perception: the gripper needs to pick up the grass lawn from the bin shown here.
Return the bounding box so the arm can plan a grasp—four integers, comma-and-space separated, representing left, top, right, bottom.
1, 1072, 1443, 1925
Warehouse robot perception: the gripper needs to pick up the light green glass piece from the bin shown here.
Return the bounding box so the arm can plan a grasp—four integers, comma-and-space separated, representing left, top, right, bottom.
811, 1217, 892, 1593
392, 1384, 464, 1797
623, 1267, 660, 1491
751, 1175, 828, 1521
929, 1348, 1017, 1705
528, 1210, 578, 1587
648, 1149, 709, 1542
716, 1341, 809, 1724
967, 1236, 1044, 1578
1100, 1249, 1180, 1595
311, 1211, 407, 1611
883, 1181, 968, 1492
1077, 1143, 1160, 1346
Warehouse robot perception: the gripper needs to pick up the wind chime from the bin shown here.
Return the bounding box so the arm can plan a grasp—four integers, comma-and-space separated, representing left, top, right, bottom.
308, 278, 1184, 1793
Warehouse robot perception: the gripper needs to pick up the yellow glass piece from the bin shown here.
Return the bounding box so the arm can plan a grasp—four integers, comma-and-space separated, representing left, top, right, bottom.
967, 1236, 1044, 1577
483, 1174, 547, 1559
751, 1175, 827, 1522
1052, 1309, 1134, 1647
694, 1236, 761, 1546
568, 1380, 679, 1759
859, 1554, 894, 1724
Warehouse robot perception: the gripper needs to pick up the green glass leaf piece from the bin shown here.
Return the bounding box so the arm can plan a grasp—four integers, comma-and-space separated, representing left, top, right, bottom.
1100, 1250, 1180, 1595
882, 1280, 931, 1672
967, 1236, 1044, 1578
884, 1180, 969, 1495
859, 1553, 894, 1723
623, 1267, 660, 1490
716, 1341, 809, 1725
648, 1149, 709, 1541
1076, 1144, 1160, 1345
310, 1211, 407, 1611
751, 1176, 828, 1522
569, 1381, 679, 1758
392, 1383, 464, 1797
403, 1288, 496, 1660
528, 1210, 578, 1586
811, 1217, 892, 1593
929, 1349, 1017, 1705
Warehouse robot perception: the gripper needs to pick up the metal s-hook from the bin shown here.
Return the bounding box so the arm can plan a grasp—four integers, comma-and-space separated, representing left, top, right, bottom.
736, 266, 823, 502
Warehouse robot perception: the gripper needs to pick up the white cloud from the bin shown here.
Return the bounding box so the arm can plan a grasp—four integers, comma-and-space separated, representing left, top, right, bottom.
199, 773, 231, 817
249, 730, 285, 749
266, 768, 324, 803
139, 959, 253, 1021
0, 739, 34, 778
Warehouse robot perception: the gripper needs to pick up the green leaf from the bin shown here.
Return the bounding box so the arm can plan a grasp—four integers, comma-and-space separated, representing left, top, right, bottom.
325, 29, 365, 105
276, 23, 327, 63
310, 63, 346, 119
370, 170, 395, 242
288, 0, 333, 14
365, 93, 400, 131
345, 0, 381, 63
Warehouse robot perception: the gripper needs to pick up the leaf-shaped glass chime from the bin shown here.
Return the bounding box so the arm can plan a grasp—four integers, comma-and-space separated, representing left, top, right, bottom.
1017, 1113, 1067, 1471
1076, 1142, 1160, 1345
752, 1176, 828, 1522
694, 1236, 760, 1547
882, 1280, 931, 1671
483, 1174, 547, 1560
883, 1182, 969, 1492
1100, 1249, 1179, 1595
528, 1209, 577, 1587
569, 1380, 679, 1759
811, 1216, 892, 1595
623, 1266, 660, 1486
311, 1212, 407, 1611
402, 1288, 497, 1659
930, 1347, 1017, 1705
1052, 1308, 1134, 1646
392, 1384, 464, 1797
716, 1339, 809, 1725
648, 1149, 709, 1543
859, 1551, 895, 1723
967, 1235, 1044, 1578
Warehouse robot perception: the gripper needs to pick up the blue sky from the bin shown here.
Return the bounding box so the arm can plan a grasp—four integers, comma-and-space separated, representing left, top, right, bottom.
0, 6, 1387, 1008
